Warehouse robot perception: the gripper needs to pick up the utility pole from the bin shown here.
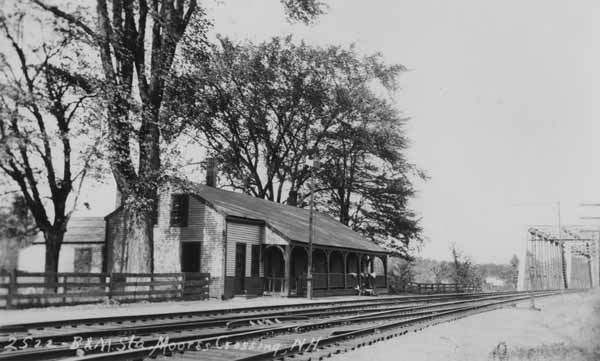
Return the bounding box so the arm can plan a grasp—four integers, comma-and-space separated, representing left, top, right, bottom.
579, 202, 600, 288
306, 157, 319, 299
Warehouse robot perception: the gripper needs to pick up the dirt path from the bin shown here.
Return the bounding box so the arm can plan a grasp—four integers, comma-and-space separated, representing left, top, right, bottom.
333, 290, 600, 361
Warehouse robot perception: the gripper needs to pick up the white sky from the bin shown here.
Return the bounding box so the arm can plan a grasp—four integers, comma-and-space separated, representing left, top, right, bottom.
79, 0, 600, 264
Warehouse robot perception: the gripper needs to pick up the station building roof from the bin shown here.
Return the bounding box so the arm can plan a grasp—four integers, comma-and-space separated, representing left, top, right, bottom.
186, 182, 387, 254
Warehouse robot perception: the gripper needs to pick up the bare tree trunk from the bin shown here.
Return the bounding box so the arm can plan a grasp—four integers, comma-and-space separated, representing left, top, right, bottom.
115, 102, 159, 273
121, 201, 154, 273
337, 188, 351, 226
44, 230, 64, 289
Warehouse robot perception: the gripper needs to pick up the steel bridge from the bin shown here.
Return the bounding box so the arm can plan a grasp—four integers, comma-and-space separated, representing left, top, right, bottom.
518, 226, 599, 290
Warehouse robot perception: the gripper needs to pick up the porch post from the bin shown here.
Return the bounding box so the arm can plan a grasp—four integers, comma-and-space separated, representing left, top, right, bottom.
326, 249, 331, 290
342, 252, 348, 289
383, 255, 388, 288
284, 245, 291, 296
357, 253, 363, 293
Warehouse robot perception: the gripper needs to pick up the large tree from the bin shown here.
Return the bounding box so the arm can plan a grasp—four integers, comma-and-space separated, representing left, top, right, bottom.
316, 85, 423, 257
33, 0, 326, 272
172, 36, 423, 256
172, 37, 349, 203
0, 9, 101, 277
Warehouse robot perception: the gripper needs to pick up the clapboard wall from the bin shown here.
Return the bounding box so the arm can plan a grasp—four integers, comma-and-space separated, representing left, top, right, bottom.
225, 221, 264, 277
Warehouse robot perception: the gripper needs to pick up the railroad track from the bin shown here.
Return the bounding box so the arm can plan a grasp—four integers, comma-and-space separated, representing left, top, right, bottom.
0, 291, 511, 335
0, 291, 527, 346
0, 292, 504, 356
0, 289, 577, 361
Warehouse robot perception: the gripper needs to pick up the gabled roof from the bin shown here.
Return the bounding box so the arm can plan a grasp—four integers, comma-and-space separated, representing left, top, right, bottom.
33, 217, 105, 245
185, 182, 387, 254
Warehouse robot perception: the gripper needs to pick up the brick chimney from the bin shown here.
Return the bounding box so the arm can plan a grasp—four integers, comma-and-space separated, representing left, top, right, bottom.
206, 157, 217, 187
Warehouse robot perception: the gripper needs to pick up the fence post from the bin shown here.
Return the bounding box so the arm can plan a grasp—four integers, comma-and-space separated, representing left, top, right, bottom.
181, 273, 186, 299
108, 273, 113, 301
150, 274, 155, 297
103, 273, 109, 302
62, 275, 68, 304
7, 269, 16, 309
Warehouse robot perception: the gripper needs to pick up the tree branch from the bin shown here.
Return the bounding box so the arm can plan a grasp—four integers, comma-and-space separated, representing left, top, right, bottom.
31, 0, 97, 38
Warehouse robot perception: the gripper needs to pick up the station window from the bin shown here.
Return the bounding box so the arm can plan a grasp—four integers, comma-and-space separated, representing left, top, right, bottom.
251, 244, 261, 277
74, 248, 92, 273
169, 194, 189, 227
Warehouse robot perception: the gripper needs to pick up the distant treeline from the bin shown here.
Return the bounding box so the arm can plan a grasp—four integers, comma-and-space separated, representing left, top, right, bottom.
410, 256, 519, 290
388, 248, 519, 292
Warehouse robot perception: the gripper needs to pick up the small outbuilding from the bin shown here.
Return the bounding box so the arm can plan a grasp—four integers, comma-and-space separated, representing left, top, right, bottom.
18, 217, 105, 273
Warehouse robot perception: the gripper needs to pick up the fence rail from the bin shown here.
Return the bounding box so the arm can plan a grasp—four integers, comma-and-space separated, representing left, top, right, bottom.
263, 277, 286, 293
0, 270, 210, 309
406, 282, 481, 294
328, 273, 345, 289
291, 272, 387, 296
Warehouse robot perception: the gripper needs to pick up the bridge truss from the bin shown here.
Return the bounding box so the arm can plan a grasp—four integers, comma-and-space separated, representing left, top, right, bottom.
518, 226, 599, 290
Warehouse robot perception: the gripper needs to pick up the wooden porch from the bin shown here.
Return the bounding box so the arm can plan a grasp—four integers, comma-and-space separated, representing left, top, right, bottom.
262, 243, 388, 297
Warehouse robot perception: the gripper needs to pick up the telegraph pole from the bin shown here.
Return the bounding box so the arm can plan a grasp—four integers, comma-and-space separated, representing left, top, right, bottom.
306, 157, 319, 299
579, 202, 600, 288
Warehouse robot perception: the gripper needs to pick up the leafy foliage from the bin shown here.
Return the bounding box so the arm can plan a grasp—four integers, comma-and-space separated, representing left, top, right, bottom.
171, 36, 348, 201
280, 0, 326, 23
387, 256, 414, 291
170, 36, 423, 257
31, 0, 214, 272
0, 195, 37, 271
450, 244, 481, 288
30, 0, 329, 272
411, 251, 520, 290
0, 196, 36, 240
0, 6, 102, 273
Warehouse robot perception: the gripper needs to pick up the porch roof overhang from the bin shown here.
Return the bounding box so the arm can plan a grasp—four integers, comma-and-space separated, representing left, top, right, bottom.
288, 240, 389, 256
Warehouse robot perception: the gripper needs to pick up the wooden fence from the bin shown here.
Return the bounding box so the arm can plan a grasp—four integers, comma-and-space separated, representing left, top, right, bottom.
0, 270, 210, 309
293, 273, 387, 296
406, 282, 481, 294
263, 277, 286, 294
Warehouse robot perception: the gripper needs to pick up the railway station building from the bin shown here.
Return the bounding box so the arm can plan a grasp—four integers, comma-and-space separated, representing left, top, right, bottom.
106, 179, 390, 299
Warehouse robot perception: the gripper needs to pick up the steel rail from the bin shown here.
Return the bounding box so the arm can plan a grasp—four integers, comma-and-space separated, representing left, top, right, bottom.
0, 290, 552, 351
0, 290, 529, 347
0, 292, 522, 361
0, 292, 509, 334
14, 289, 572, 361
231, 289, 581, 361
